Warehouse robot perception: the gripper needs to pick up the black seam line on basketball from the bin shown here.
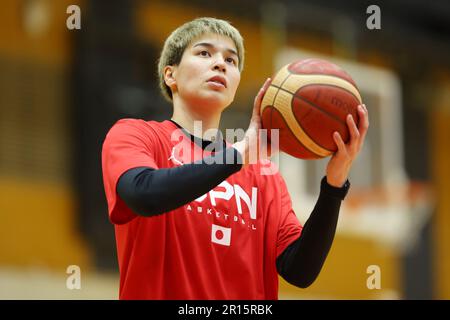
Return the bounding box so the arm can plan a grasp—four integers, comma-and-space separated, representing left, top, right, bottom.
270, 82, 360, 105
285, 68, 359, 91
271, 75, 334, 153
270, 106, 325, 157
294, 95, 346, 126
290, 99, 336, 152
270, 70, 293, 108
270, 83, 353, 126
271, 83, 346, 125
269, 72, 297, 146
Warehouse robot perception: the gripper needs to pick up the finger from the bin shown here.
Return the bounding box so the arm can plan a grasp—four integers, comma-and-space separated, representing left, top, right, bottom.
252, 78, 272, 118
333, 131, 347, 155
357, 104, 369, 147
253, 78, 271, 116
361, 104, 369, 130
347, 114, 360, 147
261, 77, 272, 93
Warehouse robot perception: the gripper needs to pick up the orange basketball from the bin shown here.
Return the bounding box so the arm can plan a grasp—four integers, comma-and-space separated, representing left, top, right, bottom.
261, 58, 362, 159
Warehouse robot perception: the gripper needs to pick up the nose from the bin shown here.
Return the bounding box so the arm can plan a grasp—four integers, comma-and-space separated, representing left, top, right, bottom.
212, 56, 226, 73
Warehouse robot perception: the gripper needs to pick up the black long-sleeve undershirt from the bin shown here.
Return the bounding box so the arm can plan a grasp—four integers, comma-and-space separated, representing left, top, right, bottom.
116, 147, 242, 217
116, 120, 349, 288
276, 177, 349, 288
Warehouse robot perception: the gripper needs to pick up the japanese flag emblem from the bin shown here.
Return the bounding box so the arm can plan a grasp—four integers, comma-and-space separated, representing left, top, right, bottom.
211, 224, 231, 246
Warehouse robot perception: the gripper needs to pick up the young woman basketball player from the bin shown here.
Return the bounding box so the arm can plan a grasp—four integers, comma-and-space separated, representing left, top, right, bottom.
102, 17, 369, 299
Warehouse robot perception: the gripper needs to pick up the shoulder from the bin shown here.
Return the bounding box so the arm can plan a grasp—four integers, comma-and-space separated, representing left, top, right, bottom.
102, 119, 171, 158
104, 118, 145, 137
104, 118, 172, 142
107, 118, 166, 133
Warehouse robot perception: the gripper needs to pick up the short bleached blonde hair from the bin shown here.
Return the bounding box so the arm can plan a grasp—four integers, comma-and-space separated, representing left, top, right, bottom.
157, 17, 245, 102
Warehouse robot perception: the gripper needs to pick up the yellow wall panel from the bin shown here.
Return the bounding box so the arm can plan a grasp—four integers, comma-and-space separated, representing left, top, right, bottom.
431, 82, 450, 299
0, 0, 82, 65
279, 235, 401, 299
0, 177, 91, 271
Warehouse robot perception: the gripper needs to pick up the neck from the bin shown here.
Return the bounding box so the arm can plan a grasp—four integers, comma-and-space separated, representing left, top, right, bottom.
171, 97, 222, 140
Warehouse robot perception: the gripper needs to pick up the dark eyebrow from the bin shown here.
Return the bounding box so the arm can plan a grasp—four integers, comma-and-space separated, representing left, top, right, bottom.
193, 42, 238, 57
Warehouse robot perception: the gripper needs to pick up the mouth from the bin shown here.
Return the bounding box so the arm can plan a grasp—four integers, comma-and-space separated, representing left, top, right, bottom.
207, 76, 227, 88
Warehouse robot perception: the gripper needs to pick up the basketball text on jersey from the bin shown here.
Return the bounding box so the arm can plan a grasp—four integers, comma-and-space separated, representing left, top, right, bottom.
186, 180, 258, 246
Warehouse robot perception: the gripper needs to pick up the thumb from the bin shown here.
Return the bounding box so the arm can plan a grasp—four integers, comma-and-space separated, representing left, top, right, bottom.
252, 78, 272, 119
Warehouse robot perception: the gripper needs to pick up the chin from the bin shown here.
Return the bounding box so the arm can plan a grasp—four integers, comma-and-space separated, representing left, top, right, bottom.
194, 92, 231, 110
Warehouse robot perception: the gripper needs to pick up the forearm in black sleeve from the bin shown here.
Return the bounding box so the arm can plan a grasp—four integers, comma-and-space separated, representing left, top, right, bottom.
116, 147, 242, 217
276, 176, 350, 288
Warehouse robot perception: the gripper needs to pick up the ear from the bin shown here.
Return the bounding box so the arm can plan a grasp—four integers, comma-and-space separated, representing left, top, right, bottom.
163, 65, 177, 92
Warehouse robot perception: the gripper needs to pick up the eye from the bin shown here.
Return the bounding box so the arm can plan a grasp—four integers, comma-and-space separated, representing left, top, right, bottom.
199, 50, 210, 57
226, 57, 237, 65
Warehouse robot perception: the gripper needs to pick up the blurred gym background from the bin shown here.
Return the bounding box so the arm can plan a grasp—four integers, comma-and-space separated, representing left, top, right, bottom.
0, 0, 449, 299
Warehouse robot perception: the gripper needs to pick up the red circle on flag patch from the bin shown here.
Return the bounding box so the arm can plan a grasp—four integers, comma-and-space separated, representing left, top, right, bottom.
215, 230, 224, 240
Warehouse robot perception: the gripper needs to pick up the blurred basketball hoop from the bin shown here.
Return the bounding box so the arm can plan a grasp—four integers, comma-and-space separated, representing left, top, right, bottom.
273, 48, 434, 253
